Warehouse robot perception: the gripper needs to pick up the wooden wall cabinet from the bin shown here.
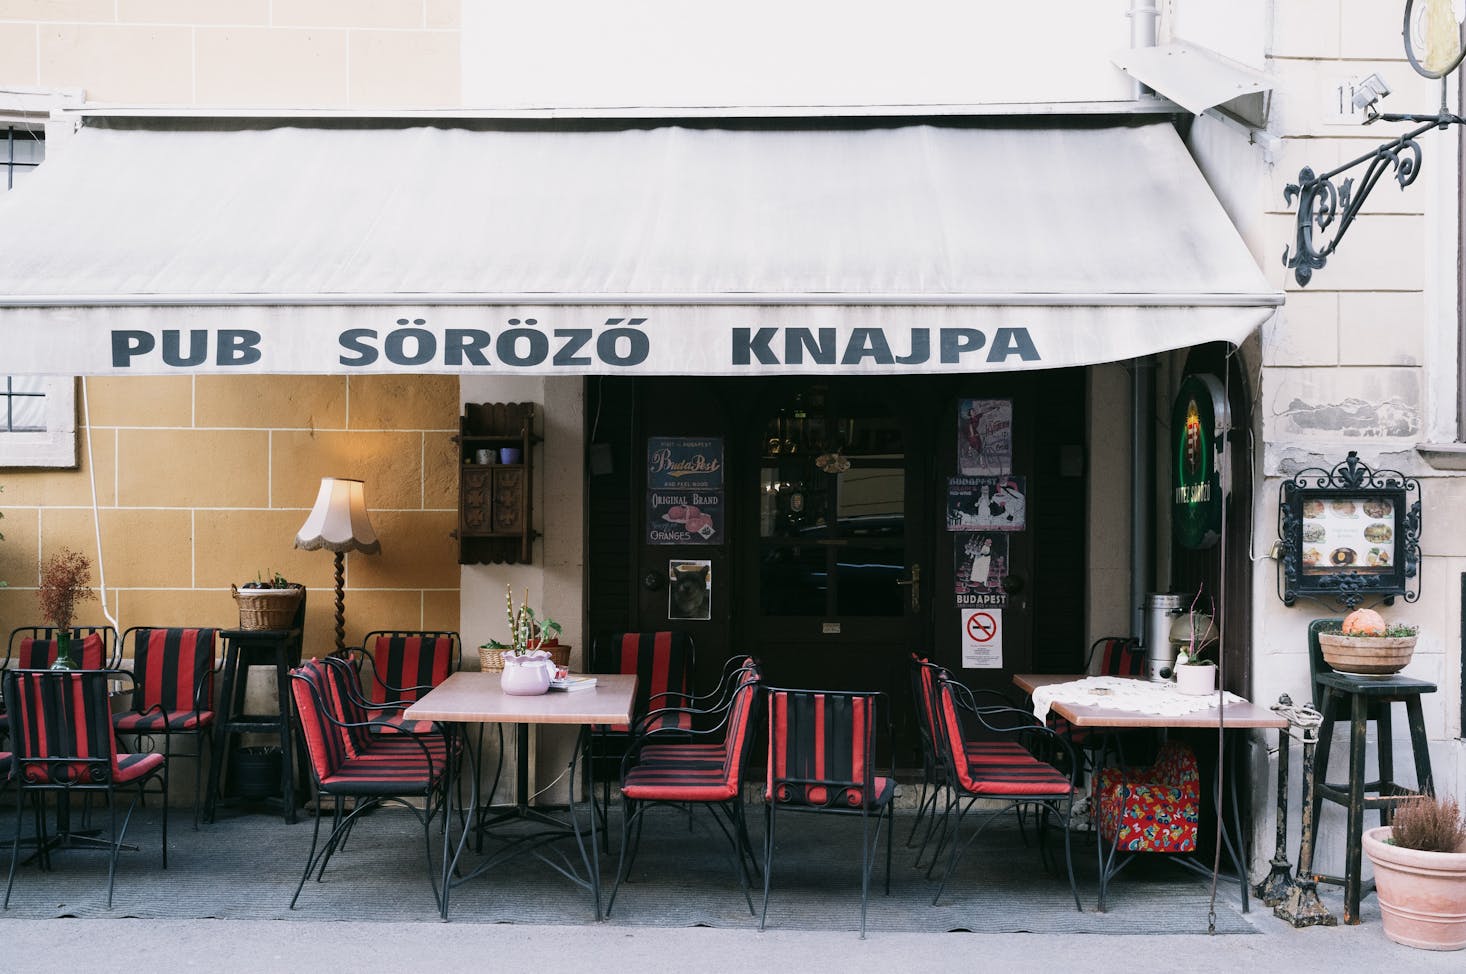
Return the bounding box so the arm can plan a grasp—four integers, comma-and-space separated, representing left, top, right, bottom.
454, 402, 538, 565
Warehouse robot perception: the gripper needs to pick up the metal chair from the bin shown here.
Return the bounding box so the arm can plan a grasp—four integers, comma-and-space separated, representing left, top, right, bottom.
347, 630, 461, 735
929, 670, 1081, 912
3, 668, 167, 909
607, 667, 762, 918
113, 626, 219, 830
287, 658, 451, 911
761, 687, 894, 938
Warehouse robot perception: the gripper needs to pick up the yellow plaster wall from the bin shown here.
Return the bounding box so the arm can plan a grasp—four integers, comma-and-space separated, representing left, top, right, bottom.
0, 375, 460, 660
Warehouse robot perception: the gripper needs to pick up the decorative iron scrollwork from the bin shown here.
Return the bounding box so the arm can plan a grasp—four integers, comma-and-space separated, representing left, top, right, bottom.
1277, 451, 1421, 609
1284, 130, 1426, 288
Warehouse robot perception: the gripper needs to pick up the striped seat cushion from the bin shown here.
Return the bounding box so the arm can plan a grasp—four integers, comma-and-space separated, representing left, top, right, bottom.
965, 740, 1034, 762
320, 754, 442, 796
366, 711, 441, 737
636, 742, 727, 769
962, 759, 1072, 796
621, 762, 739, 802
115, 752, 167, 784
115, 709, 215, 733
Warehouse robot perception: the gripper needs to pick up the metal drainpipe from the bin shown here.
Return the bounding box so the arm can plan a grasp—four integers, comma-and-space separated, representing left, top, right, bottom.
1128, 1, 1161, 98
1127, 0, 1160, 638
1131, 357, 1156, 639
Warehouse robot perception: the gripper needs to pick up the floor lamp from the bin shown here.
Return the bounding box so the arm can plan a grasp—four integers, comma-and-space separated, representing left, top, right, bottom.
294, 477, 381, 655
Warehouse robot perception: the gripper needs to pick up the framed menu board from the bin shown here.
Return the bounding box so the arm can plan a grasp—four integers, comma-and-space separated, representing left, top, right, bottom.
1278, 451, 1421, 608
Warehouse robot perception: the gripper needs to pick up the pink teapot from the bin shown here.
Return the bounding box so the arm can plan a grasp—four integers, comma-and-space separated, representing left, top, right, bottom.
500, 649, 555, 695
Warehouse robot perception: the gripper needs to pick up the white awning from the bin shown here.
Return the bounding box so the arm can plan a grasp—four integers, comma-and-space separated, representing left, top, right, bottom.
0, 118, 1280, 376
1111, 42, 1274, 117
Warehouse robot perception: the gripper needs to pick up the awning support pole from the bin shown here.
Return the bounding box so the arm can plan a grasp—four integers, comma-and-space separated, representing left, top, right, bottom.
1130, 356, 1156, 639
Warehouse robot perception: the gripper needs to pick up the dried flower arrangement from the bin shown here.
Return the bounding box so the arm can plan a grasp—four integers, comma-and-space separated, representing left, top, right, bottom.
1390, 794, 1466, 854
37, 547, 97, 631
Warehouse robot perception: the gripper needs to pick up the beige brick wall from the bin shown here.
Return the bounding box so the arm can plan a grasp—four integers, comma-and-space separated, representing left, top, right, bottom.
0, 375, 461, 660
0, 1, 462, 107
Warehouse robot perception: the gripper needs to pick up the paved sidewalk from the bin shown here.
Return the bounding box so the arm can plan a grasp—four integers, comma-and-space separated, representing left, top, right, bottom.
4, 889, 1461, 974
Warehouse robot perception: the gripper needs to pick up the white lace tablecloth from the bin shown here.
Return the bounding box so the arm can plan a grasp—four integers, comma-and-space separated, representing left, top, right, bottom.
1030, 676, 1244, 725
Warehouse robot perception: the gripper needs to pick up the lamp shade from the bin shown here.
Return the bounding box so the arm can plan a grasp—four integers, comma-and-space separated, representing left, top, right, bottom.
294, 477, 381, 554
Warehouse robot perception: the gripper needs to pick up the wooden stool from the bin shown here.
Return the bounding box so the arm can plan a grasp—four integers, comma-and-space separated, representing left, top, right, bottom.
205, 627, 304, 824
1307, 671, 1436, 924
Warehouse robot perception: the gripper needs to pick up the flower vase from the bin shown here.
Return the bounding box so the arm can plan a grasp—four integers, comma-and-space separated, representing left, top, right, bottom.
50, 631, 76, 670
500, 650, 554, 695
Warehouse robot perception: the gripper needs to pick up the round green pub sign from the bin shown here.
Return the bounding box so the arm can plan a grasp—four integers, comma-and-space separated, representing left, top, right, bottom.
1172, 374, 1230, 550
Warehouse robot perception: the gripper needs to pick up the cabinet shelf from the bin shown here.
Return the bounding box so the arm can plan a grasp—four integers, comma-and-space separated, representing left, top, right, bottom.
456, 402, 537, 565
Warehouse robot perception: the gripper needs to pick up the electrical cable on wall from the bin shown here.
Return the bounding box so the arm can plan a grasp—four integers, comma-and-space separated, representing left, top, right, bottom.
80, 377, 119, 636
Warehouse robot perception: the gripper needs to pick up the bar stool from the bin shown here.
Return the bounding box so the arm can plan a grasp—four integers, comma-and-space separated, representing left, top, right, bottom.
1305, 621, 1436, 924
205, 589, 307, 825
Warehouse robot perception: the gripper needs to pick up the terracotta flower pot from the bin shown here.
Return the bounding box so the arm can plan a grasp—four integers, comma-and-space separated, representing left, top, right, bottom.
1317, 633, 1416, 676
1363, 825, 1466, 950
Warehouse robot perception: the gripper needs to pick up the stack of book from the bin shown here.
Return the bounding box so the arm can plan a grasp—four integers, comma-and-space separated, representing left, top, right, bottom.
548, 675, 598, 692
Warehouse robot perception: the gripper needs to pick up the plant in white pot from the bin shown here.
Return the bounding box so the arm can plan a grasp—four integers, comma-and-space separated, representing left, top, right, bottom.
1363, 794, 1466, 950
1316, 607, 1419, 676
484, 586, 563, 696
1171, 594, 1218, 695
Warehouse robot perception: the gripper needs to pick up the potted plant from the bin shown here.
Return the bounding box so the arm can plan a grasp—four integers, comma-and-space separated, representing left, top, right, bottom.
1316, 607, 1419, 676
37, 547, 97, 669
1363, 794, 1466, 950
1171, 593, 1218, 695
482, 586, 562, 695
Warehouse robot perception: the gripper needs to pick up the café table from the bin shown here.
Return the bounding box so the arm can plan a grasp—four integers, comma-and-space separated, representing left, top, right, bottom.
1013, 673, 1285, 913
402, 671, 637, 921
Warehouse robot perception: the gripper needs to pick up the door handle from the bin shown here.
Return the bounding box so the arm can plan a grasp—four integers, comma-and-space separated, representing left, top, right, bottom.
895, 563, 920, 612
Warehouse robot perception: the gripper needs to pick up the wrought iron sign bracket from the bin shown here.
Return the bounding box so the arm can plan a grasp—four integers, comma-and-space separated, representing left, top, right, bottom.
1276, 451, 1422, 610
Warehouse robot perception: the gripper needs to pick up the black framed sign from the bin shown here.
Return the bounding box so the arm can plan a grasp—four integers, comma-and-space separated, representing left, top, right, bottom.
1277, 451, 1422, 608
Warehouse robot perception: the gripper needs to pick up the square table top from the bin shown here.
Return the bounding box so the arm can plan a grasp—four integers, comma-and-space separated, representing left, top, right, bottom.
1012, 673, 1285, 730
403, 671, 638, 726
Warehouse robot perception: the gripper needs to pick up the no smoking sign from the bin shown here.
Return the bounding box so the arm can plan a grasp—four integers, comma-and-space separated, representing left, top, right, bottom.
961, 609, 1003, 669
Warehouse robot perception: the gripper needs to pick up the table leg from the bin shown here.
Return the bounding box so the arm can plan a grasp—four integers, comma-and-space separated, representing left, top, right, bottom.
516, 722, 531, 810
1343, 688, 1368, 924
438, 722, 479, 921
1375, 703, 1394, 826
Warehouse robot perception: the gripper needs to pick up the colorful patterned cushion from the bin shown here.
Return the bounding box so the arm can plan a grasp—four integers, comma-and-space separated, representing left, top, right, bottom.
1095, 742, 1200, 853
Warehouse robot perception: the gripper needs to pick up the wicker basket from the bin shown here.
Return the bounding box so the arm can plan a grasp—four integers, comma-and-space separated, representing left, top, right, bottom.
479, 642, 571, 672
232, 584, 304, 631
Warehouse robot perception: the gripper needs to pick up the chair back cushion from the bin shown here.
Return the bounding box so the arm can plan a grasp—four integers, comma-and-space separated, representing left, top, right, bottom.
366, 633, 456, 705
767, 689, 882, 809
1092, 636, 1144, 677
17, 631, 107, 670
131, 628, 216, 712
596, 631, 694, 733
3, 669, 119, 784
290, 659, 351, 782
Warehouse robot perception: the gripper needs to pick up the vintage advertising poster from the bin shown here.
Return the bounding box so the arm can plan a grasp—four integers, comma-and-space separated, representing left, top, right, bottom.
957, 398, 1012, 476
960, 609, 1003, 669
668, 559, 712, 621
954, 533, 1008, 607
1300, 496, 1396, 574
946, 475, 1027, 532
647, 437, 724, 489
648, 489, 723, 544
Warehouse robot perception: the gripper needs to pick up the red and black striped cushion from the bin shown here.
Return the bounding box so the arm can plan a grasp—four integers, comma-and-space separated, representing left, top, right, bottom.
621, 677, 759, 802
17, 631, 107, 670
602, 631, 694, 734
936, 681, 1071, 798
366, 635, 454, 705
1097, 638, 1144, 677
766, 691, 889, 809
4, 670, 163, 785
115, 628, 216, 734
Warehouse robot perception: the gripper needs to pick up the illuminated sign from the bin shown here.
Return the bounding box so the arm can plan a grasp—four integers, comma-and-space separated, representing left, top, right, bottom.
1171, 373, 1229, 550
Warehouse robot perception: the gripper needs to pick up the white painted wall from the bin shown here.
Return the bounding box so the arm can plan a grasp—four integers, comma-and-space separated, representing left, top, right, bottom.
462, 0, 1135, 109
